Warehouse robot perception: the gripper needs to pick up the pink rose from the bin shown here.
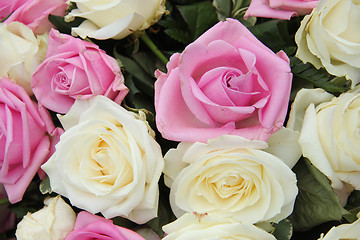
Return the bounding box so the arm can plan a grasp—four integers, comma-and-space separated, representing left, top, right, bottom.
0, 184, 15, 234
65, 211, 145, 240
4, 0, 67, 34
0, 0, 28, 19
0, 77, 63, 203
244, 0, 318, 20
32, 29, 129, 114
154, 18, 292, 143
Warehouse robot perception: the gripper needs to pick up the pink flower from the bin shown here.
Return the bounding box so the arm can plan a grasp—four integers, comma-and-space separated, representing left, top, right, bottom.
65, 211, 145, 240
0, 77, 63, 203
0, 0, 28, 19
154, 18, 292, 143
32, 29, 129, 114
244, 0, 318, 20
4, 0, 67, 35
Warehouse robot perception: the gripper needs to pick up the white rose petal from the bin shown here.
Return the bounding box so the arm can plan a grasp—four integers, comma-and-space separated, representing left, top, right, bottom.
287, 88, 334, 132
295, 0, 360, 86
65, 0, 166, 40
289, 88, 360, 205
318, 212, 360, 240
163, 213, 276, 240
42, 96, 164, 224
0, 22, 47, 94
15, 196, 76, 240
164, 135, 298, 224
265, 127, 302, 169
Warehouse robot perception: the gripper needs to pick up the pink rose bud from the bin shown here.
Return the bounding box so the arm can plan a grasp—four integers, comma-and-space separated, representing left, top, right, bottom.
65, 211, 145, 240
32, 29, 129, 114
4, 0, 68, 35
0, 77, 63, 203
244, 0, 319, 20
155, 18, 292, 143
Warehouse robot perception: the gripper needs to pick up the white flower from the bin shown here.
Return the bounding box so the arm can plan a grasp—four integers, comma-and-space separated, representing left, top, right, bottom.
163, 213, 276, 240
287, 88, 360, 205
15, 196, 76, 240
0, 22, 48, 94
65, 0, 166, 40
318, 212, 360, 240
295, 0, 360, 86
164, 135, 298, 224
42, 96, 164, 224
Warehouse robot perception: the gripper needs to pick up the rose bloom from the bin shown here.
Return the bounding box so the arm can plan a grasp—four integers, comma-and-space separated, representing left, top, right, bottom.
65, 0, 166, 40
318, 213, 360, 240
65, 211, 145, 240
42, 96, 164, 224
0, 22, 47, 95
0, 0, 27, 19
295, 0, 360, 87
0, 77, 62, 203
155, 18, 292, 143
32, 29, 128, 114
244, 0, 318, 20
16, 196, 76, 240
163, 213, 276, 240
4, 0, 67, 35
288, 88, 360, 204
164, 135, 298, 224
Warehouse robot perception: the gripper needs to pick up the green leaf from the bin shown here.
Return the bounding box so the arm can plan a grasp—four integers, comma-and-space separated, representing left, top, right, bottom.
159, 1, 218, 44
248, 20, 290, 53
112, 216, 139, 229
289, 158, 348, 231
290, 57, 351, 94
146, 176, 176, 238
48, 15, 85, 35
272, 219, 293, 240
212, 0, 255, 27
178, 2, 218, 41
39, 176, 52, 195
343, 190, 360, 223
114, 54, 155, 98
213, 0, 232, 19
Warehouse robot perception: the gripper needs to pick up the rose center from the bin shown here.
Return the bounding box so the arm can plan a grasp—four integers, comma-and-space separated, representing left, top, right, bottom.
92, 139, 114, 177
211, 172, 254, 199
52, 70, 71, 94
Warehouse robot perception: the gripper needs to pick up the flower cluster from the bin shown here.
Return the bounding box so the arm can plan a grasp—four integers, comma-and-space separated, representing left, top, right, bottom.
1, 0, 360, 239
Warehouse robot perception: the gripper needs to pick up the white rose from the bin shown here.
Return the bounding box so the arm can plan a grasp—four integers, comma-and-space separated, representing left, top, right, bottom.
295, 0, 360, 86
290, 88, 360, 204
41, 96, 164, 224
65, 0, 166, 40
15, 196, 76, 240
163, 213, 276, 240
318, 213, 360, 240
163, 135, 298, 224
0, 22, 48, 94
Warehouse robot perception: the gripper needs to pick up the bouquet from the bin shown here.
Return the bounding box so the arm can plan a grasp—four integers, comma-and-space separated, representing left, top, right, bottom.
1, 0, 360, 239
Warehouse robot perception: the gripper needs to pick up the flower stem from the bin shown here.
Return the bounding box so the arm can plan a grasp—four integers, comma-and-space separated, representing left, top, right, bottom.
0, 198, 9, 205
140, 33, 169, 65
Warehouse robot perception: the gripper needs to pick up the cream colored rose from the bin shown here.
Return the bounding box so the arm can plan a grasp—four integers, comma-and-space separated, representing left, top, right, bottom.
15, 196, 76, 240
293, 88, 360, 196
163, 135, 298, 224
295, 0, 360, 86
0, 22, 48, 94
163, 213, 276, 240
42, 96, 164, 224
318, 212, 360, 240
65, 0, 166, 40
